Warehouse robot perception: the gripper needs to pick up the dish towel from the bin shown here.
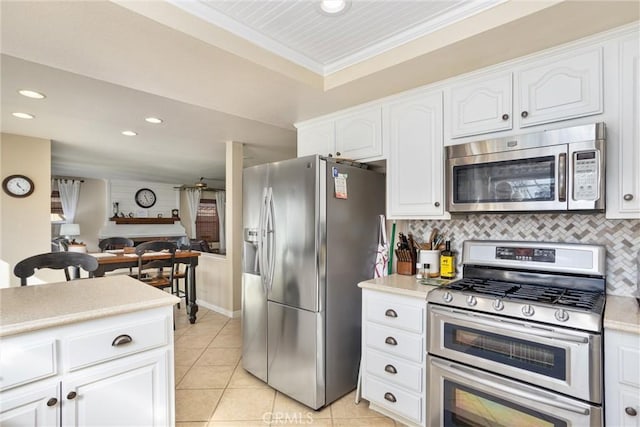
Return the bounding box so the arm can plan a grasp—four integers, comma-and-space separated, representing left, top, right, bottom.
374, 214, 389, 278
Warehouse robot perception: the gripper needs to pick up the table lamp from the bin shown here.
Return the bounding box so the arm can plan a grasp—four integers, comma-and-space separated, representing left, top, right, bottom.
60, 223, 80, 243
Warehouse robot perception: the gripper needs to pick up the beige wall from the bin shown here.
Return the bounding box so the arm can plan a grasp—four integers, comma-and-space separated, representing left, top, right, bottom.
0, 133, 52, 286
227, 141, 243, 312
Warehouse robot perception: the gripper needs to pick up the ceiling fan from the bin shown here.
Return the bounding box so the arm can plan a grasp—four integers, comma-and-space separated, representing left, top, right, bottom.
174, 177, 221, 191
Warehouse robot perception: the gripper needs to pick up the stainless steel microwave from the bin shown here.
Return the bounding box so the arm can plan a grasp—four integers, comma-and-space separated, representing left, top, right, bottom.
446, 123, 605, 213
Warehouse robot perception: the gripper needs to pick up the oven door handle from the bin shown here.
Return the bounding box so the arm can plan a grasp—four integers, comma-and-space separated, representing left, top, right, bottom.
431, 358, 591, 415
432, 307, 589, 344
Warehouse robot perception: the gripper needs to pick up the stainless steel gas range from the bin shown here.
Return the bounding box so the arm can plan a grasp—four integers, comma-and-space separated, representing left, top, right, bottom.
426, 240, 606, 427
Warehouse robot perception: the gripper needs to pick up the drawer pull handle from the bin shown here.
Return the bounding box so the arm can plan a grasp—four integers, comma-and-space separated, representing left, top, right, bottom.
112, 334, 133, 347
384, 364, 397, 374
67, 391, 77, 400
384, 392, 397, 403
624, 194, 634, 201
385, 336, 397, 346
384, 309, 397, 318
625, 407, 637, 416
47, 397, 58, 407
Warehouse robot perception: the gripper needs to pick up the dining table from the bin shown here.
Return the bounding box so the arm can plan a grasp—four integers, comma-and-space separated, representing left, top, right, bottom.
89, 249, 201, 323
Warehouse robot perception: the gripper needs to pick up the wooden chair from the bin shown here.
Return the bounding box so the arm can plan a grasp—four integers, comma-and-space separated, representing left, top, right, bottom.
134, 241, 176, 291
14, 252, 99, 286
99, 237, 134, 251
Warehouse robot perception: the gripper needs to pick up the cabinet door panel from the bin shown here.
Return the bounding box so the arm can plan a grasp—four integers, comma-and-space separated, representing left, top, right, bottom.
335, 108, 382, 159
450, 74, 512, 138
387, 92, 444, 218
297, 122, 334, 158
0, 382, 59, 427
518, 48, 602, 127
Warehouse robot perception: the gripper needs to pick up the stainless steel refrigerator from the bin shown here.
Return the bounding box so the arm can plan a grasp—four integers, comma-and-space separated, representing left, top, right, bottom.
242, 155, 385, 409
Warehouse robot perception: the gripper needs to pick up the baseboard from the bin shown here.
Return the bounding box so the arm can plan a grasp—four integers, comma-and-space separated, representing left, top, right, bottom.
196, 299, 241, 318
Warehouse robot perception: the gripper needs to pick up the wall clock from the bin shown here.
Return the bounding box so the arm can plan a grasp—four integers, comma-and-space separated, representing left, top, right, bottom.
135, 188, 157, 208
2, 174, 35, 198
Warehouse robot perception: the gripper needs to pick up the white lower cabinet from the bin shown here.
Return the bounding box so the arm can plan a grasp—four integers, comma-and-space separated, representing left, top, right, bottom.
605, 328, 640, 427
0, 306, 175, 427
362, 289, 426, 427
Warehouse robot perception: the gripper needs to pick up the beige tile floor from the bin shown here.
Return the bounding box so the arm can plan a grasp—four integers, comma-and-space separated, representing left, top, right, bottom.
173, 307, 401, 426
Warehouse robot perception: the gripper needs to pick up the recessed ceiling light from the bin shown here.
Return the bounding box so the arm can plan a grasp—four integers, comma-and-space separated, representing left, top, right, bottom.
18, 89, 46, 99
319, 0, 350, 15
12, 112, 35, 119
145, 117, 163, 124
121, 130, 137, 136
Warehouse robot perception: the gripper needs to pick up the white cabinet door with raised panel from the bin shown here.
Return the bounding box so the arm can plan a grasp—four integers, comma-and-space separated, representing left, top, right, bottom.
609, 34, 640, 219
387, 91, 444, 219
605, 328, 640, 427
0, 382, 60, 427
62, 349, 172, 427
518, 47, 602, 128
335, 108, 383, 160
449, 73, 512, 138
297, 121, 334, 158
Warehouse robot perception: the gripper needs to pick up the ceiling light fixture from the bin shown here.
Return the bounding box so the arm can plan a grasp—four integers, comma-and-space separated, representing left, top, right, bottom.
121, 130, 137, 136
319, 0, 350, 15
18, 89, 46, 99
12, 112, 35, 119
145, 117, 163, 124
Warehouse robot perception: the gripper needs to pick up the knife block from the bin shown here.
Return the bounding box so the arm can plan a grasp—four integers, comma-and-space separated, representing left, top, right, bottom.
397, 261, 414, 276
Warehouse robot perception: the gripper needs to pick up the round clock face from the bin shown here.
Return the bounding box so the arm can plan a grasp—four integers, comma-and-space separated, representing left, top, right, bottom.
135, 188, 157, 208
3, 174, 34, 198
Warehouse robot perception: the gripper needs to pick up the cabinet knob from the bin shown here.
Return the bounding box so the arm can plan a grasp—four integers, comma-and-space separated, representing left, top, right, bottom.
336, 152, 341, 157
384, 336, 398, 346
521, 111, 529, 118
112, 334, 133, 347
502, 113, 509, 121
327, 153, 333, 158
625, 407, 637, 416
384, 392, 397, 403
46, 397, 58, 407
384, 364, 397, 374
384, 309, 398, 318
434, 202, 440, 207
67, 391, 77, 400
624, 193, 634, 201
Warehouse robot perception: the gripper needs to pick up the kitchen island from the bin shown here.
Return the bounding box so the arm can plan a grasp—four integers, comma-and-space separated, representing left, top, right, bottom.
0, 276, 179, 426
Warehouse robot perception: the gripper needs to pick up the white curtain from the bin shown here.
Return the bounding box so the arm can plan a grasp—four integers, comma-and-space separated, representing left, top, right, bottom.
57, 179, 81, 223
216, 191, 226, 253
185, 188, 201, 239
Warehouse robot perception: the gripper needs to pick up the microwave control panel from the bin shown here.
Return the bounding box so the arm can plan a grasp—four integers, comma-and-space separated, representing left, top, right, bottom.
573, 151, 599, 201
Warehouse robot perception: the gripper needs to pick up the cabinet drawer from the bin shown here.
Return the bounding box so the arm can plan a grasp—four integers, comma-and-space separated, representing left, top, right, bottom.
364, 375, 422, 424
366, 323, 423, 363
619, 343, 640, 388
64, 315, 170, 371
0, 338, 56, 391
366, 291, 424, 333
365, 348, 422, 393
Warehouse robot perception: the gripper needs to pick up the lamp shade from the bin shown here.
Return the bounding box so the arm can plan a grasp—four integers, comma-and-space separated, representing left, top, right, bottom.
60, 223, 80, 237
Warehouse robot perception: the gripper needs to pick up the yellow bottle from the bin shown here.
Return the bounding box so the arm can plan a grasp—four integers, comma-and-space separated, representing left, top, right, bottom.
440, 241, 456, 279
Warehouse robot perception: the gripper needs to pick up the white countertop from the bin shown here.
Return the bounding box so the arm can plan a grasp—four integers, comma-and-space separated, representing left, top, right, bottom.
604, 295, 640, 335
0, 276, 179, 337
358, 274, 451, 298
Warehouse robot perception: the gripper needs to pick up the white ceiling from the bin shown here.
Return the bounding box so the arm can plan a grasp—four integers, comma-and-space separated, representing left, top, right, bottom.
1, 1, 638, 186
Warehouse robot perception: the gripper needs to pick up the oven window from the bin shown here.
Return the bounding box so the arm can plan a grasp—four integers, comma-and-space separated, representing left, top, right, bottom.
452, 156, 555, 204
444, 324, 566, 380
443, 380, 567, 427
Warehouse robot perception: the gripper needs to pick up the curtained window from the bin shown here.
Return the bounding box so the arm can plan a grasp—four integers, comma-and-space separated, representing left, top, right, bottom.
195, 198, 219, 242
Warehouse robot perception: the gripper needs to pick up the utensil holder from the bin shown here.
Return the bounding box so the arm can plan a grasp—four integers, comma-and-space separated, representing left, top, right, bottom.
397, 261, 413, 275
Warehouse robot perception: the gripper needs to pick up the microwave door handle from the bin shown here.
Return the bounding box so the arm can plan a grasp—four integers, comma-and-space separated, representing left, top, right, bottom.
558, 153, 567, 202
431, 358, 590, 415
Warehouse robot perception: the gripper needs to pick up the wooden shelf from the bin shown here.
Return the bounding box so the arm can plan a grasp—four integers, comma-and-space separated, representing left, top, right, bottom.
110, 218, 177, 225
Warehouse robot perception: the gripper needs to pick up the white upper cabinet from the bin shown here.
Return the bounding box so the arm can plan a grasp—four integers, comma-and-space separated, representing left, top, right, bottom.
296, 107, 383, 160
517, 47, 603, 128
608, 34, 640, 219
449, 73, 513, 138
387, 91, 445, 219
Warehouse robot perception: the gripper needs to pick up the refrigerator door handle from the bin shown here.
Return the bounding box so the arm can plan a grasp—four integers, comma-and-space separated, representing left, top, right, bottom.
265, 187, 276, 292
259, 187, 268, 293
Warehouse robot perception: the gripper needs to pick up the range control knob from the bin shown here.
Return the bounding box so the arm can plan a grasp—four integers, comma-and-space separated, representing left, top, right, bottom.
443, 292, 453, 303
555, 309, 570, 322
493, 299, 504, 311
522, 304, 535, 317
466, 295, 477, 307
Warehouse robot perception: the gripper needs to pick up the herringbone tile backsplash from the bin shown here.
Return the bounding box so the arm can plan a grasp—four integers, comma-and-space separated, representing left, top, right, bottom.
407, 214, 640, 296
